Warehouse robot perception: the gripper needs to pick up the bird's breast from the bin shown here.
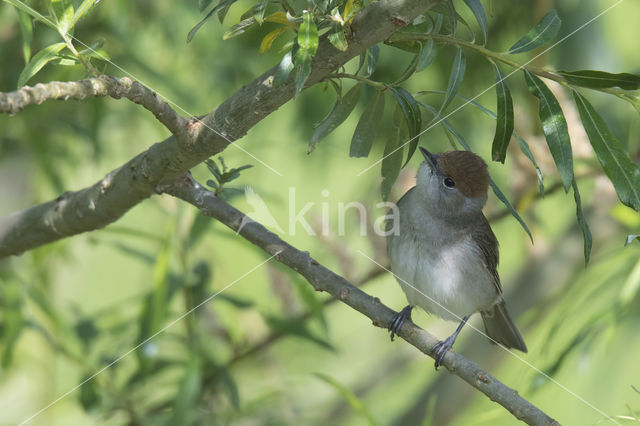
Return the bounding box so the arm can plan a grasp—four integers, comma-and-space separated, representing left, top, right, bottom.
388, 219, 498, 321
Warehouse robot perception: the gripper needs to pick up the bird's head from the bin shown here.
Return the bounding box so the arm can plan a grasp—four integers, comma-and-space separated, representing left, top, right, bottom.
416, 147, 490, 218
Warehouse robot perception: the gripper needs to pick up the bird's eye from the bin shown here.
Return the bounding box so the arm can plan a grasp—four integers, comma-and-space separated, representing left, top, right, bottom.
443, 177, 456, 188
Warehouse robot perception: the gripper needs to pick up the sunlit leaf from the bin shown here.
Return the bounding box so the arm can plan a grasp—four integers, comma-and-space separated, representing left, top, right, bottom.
328, 23, 348, 51
17, 42, 66, 88
69, 0, 98, 30
309, 83, 362, 152
260, 27, 289, 54
509, 10, 560, 54
314, 373, 381, 426
350, 89, 385, 158
463, 0, 488, 45
50, 0, 74, 34
264, 11, 290, 25
619, 258, 640, 306
17, 10, 32, 64
416, 39, 437, 72
573, 91, 640, 210
559, 70, 640, 90
491, 63, 514, 163
298, 11, 318, 53
524, 70, 573, 191
343, 0, 363, 23
440, 47, 466, 113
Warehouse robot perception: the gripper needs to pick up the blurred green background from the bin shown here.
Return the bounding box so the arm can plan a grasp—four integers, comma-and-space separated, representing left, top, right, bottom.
1, 0, 640, 425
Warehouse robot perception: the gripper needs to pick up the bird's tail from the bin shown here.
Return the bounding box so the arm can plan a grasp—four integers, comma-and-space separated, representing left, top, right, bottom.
481, 301, 527, 352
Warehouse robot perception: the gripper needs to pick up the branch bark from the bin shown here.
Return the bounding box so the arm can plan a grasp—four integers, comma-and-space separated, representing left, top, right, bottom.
0, 76, 187, 138
162, 174, 559, 426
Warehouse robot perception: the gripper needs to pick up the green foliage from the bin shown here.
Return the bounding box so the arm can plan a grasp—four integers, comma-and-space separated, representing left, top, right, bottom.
2, 1, 640, 425
490, 63, 514, 163
205, 156, 253, 197
508, 10, 561, 54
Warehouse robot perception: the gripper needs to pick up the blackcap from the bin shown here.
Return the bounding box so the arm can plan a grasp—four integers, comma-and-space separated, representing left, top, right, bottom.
387, 147, 527, 369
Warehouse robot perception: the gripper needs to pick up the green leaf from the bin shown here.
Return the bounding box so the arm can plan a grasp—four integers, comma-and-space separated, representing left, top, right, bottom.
17, 11, 32, 64
1, 280, 24, 368
389, 87, 421, 165
572, 179, 592, 265
365, 45, 379, 76
440, 47, 466, 113
50, 0, 74, 34
509, 10, 561, 54
4, 0, 54, 30
524, 70, 573, 191
418, 101, 534, 242
273, 50, 294, 87
79, 375, 101, 411
626, 235, 640, 246
491, 63, 514, 163
263, 315, 335, 351
309, 83, 362, 151
314, 373, 381, 426
223, 17, 257, 40
350, 89, 385, 158
199, 0, 214, 12
416, 39, 437, 72
187, 0, 237, 42
293, 49, 312, 97
17, 42, 66, 88
298, 11, 318, 54
328, 23, 348, 51
463, 0, 488, 45
170, 357, 202, 424
69, 0, 98, 30
516, 133, 545, 195
490, 179, 534, 243
558, 70, 640, 90
573, 91, 640, 210
380, 105, 406, 200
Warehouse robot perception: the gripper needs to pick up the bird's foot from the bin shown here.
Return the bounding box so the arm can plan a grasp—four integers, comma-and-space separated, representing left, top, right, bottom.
388, 305, 413, 341
431, 335, 457, 370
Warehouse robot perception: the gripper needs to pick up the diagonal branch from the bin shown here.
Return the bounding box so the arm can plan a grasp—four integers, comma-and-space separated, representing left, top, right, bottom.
0, 0, 440, 259
162, 174, 559, 426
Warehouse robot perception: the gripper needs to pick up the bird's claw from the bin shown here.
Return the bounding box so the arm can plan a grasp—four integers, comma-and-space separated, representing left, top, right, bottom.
431, 337, 455, 370
388, 305, 413, 341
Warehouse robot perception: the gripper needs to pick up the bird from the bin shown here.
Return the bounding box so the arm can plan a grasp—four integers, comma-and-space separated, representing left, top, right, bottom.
386, 147, 527, 369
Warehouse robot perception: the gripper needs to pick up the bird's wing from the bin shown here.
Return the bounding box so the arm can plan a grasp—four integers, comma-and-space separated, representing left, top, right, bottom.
470, 214, 502, 294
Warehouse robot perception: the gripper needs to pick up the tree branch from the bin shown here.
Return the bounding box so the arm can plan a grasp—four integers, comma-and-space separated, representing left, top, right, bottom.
161, 174, 559, 426
0, 0, 441, 259
0, 76, 187, 138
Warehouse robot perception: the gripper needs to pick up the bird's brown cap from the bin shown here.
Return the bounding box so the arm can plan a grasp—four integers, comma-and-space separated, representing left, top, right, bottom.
437, 150, 489, 199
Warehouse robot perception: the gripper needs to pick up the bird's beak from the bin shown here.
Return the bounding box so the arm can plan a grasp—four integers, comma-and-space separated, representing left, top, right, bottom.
419, 147, 438, 169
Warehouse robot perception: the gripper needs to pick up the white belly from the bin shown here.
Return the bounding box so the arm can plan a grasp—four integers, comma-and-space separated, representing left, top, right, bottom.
389, 232, 498, 321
